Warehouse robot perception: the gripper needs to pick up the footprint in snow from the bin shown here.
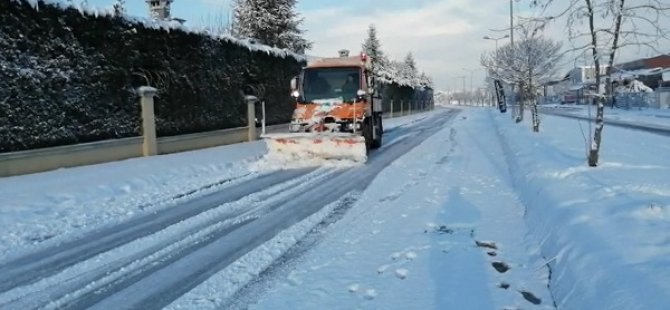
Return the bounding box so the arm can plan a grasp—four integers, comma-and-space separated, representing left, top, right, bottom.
492, 261, 511, 273
395, 268, 409, 280
348, 284, 360, 293
377, 264, 390, 274
519, 290, 542, 305
364, 289, 377, 300
498, 282, 510, 290
405, 252, 417, 260
475, 240, 498, 250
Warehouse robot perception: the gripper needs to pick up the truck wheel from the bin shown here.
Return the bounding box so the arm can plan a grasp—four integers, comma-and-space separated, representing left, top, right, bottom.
371, 115, 382, 149
363, 119, 373, 153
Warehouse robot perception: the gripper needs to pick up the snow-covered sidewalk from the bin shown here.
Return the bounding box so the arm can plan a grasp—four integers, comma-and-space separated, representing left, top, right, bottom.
0, 110, 435, 259
238, 109, 554, 309
494, 111, 670, 309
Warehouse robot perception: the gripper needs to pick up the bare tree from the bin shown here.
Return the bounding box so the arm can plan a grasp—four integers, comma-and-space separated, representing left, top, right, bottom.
481, 30, 563, 132
528, 0, 670, 166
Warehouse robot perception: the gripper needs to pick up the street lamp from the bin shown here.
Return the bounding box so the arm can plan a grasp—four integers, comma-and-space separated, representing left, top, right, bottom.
453, 76, 467, 105
483, 34, 510, 51
462, 68, 477, 104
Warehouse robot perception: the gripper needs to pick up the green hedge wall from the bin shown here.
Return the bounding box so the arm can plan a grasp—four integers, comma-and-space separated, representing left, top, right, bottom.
0, 0, 304, 153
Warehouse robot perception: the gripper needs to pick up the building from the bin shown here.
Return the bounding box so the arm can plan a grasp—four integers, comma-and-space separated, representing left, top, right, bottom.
145, 0, 185, 24
545, 54, 670, 104
611, 54, 670, 89
547, 65, 610, 104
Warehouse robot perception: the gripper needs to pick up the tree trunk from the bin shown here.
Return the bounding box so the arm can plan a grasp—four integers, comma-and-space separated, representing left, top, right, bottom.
588, 96, 605, 166
531, 100, 540, 132
515, 88, 525, 123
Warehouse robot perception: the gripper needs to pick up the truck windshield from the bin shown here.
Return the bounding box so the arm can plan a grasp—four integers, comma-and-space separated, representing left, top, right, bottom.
303, 67, 360, 103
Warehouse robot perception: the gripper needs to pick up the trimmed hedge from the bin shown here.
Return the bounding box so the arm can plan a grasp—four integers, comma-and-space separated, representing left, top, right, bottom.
0, 0, 304, 153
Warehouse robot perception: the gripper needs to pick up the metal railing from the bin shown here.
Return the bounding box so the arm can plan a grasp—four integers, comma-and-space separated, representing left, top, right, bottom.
613, 92, 659, 110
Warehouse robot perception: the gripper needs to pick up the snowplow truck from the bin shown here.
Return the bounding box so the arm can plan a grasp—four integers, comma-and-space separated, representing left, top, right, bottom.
262, 50, 383, 163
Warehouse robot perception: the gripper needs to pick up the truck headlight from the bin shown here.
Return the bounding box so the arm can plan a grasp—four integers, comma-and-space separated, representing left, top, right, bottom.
290, 124, 302, 132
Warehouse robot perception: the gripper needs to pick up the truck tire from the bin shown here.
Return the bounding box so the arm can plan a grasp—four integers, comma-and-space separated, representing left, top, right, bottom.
371, 115, 382, 149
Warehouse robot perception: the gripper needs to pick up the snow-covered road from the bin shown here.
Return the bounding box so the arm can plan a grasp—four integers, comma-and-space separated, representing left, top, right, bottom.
2, 106, 668, 309
0, 109, 460, 309
225, 109, 554, 310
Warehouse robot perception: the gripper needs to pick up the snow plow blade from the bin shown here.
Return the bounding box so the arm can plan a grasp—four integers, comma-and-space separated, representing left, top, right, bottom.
261, 133, 368, 163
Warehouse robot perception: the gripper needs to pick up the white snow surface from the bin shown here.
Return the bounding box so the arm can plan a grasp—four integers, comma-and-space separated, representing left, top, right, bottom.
493, 111, 670, 309
238, 109, 554, 309
0, 111, 436, 259
174, 108, 668, 309
3, 107, 668, 309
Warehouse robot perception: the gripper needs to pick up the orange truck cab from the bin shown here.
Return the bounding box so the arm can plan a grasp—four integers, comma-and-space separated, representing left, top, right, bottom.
289, 50, 383, 150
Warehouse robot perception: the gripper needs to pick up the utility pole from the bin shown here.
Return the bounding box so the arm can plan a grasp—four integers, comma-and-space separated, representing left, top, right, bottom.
462, 68, 477, 105
509, 0, 514, 46
454, 76, 467, 104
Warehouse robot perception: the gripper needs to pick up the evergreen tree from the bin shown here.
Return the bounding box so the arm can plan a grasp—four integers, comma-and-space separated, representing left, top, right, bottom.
232, 0, 312, 53
404, 52, 417, 75
362, 24, 387, 67
113, 0, 125, 16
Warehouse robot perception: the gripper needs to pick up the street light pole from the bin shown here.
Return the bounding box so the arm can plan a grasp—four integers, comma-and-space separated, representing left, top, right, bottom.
462, 68, 477, 104
454, 76, 467, 104
483, 35, 510, 52
510, 0, 514, 46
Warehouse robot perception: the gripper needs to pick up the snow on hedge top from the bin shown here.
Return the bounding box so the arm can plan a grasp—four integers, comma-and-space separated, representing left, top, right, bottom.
10, 0, 308, 63
375, 61, 433, 89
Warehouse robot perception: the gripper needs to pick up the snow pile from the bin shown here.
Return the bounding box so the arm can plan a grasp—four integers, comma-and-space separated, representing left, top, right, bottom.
492, 111, 670, 309
252, 133, 366, 171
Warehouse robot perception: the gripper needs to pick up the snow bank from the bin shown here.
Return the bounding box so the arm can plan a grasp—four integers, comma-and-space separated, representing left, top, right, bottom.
491, 111, 670, 309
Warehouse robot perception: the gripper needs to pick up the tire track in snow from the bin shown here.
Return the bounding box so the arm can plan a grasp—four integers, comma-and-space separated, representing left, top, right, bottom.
0, 169, 315, 293
0, 168, 338, 309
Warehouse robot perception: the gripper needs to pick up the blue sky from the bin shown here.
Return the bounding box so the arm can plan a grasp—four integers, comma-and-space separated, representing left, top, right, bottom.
57, 1, 670, 91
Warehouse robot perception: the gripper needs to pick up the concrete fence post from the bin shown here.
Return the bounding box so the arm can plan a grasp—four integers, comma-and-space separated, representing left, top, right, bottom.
245, 95, 258, 142
138, 86, 158, 156
390, 100, 394, 118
